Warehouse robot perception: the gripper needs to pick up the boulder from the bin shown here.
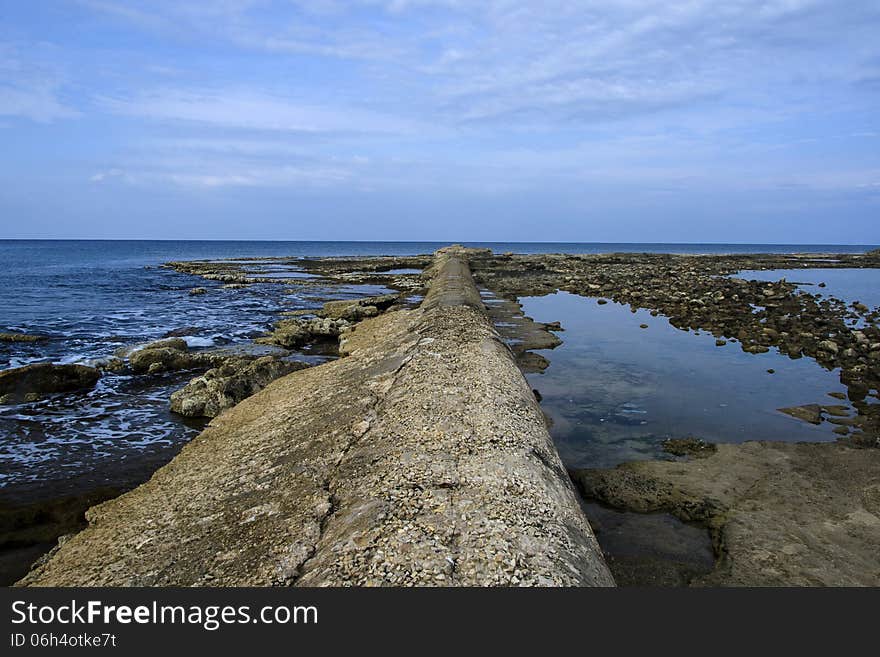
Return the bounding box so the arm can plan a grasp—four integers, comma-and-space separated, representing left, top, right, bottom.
127, 339, 214, 374
189, 287, 207, 296
0, 363, 100, 403
170, 357, 310, 417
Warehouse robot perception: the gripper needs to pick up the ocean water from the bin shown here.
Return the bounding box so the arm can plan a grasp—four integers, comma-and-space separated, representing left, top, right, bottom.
1, 240, 877, 503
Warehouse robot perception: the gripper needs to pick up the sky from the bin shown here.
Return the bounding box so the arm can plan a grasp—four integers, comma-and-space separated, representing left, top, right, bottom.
1, 0, 879, 243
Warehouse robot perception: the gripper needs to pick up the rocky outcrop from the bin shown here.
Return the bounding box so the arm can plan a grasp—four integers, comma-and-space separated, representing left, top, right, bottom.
20, 247, 612, 587
0, 332, 48, 343
570, 441, 880, 586
0, 363, 100, 404
126, 338, 225, 374
170, 356, 310, 418
319, 294, 399, 321
256, 317, 349, 349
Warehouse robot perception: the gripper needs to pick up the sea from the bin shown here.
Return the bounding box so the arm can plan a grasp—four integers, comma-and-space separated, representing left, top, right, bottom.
1, 240, 878, 505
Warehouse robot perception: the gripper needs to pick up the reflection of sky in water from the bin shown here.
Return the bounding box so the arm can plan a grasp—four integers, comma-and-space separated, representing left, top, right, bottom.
733, 268, 880, 310
522, 291, 850, 469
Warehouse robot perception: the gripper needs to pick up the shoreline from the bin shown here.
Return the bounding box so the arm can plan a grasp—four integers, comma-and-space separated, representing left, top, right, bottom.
3, 245, 879, 586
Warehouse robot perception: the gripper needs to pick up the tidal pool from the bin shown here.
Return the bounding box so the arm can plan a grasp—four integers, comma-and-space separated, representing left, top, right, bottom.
733, 268, 880, 310
521, 291, 848, 469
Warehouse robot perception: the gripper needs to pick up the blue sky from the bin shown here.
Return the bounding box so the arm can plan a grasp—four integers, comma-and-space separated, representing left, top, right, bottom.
1, 1, 879, 242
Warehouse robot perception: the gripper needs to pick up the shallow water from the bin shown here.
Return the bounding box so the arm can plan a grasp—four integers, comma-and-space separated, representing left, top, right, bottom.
734, 268, 880, 310
0, 241, 404, 502
522, 291, 852, 469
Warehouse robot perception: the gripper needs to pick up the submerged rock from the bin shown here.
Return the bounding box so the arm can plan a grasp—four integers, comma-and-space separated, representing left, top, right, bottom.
170, 356, 310, 418
0, 332, 48, 343
662, 437, 717, 458
189, 287, 207, 296
778, 404, 823, 425
0, 363, 100, 403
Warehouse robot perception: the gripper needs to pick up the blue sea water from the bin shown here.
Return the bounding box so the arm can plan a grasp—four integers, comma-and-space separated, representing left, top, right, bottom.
0, 240, 877, 502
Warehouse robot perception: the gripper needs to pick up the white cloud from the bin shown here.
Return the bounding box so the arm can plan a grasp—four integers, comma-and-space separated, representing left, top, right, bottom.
98, 88, 422, 135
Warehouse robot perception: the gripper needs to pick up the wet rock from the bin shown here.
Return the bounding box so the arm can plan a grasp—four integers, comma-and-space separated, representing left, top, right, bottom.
715, 339, 727, 346
170, 356, 310, 418
127, 339, 216, 374
662, 437, 717, 458
0, 363, 100, 403
516, 351, 551, 374
162, 327, 201, 338
778, 404, 823, 425
0, 332, 48, 343
570, 441, 880, 586
189, 287, 207, 296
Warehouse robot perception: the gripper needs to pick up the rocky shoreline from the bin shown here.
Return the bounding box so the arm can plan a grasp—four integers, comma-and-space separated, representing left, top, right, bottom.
19, 247, 612, 586
3, 245, 879, 586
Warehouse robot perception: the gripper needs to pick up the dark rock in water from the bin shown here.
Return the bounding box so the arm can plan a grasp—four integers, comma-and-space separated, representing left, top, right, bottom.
828, 391, 847, 400
0, 487, 122, 585
170, 356, 310, 418
778, 403, 823, 425
0, 332, 48, 343
821, 404, 850, 417
597, 298, 608, 305
639, 324, 648, 329
189, 287, 207, 296
0, 363, 100, 404
715, 339, 727, 346
162, 327, 201, 338
516, 351, 550, 374
662, 437, 717, 458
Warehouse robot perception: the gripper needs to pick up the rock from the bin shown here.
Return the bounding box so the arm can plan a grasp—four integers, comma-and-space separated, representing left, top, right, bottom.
516, 351, 551, 374
828, 391, 847, 400
320, 294, 399, 321
820, 404, 850, 417
818, 340, 839, 354
170, 357, 310, 418
778, 404, 823, 425
127, 339, 214, 374
0, 332, 48, 343
715, 339, 727, 346
569, 441, 880, 586
639, 324, 648, 329
256, 317, 350, 349
162, 327, 201, 338
662, 437, 716, 458
767, 369, 775, 374
189, 287, 207, 296
597, 299, 608, 305
0, 363, 100, 403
